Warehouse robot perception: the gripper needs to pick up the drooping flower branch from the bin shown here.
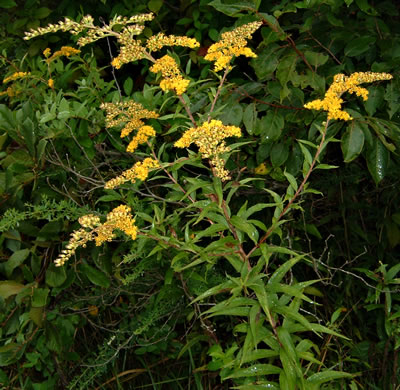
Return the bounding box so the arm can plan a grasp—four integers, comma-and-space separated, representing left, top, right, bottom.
304, 72, 393, 120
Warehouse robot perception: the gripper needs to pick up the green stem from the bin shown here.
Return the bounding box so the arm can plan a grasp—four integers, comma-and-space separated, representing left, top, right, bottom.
247, 119, 330, 258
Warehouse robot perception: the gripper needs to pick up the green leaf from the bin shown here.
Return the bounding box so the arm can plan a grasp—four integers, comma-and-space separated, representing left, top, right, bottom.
33, 7, 51, 19
95, 194, 122, 203
0, 281, 25, 299
123, 77, 134, 95
342, 122, 365, 162
326, 12, 344, 27
36, 139, 48, 165
306, 371, 353, 386
29, 306, 45, 327
80, 263, 111, 288
304, 51, 329, 67
5, 249, 30, 278
219, 102, 243, 126
364, 86, 384, 116
366, 138, 389, 185
284, 171, 298, 191
31, 287, 49, 307
45, 263, 67, 287
21, 118, 35, 156
193, 223, 228, 241
148, 0, 163, 13
384, 80, 400, 119
0, 0, 16, 8
270, 142, 289, 167
0, 343, 22, 366
344, 36, 375, 57
276, 54, 297, 100
39, 112, 57, 124
243, 103, 257, 135
191, 280, 236, 303
231, 215, 259, 244
268, 255, 304, 285
206, 306, 252, 317
355, 0, 378, 15
387, 263, 400, 281
208, 0, 258, 16
226, 364, 281, 378
279, 350, 297, 389
240, 349, 279, 364
250, 46, 280, 80
298, 142, 313, 166
259, 111, 284, 142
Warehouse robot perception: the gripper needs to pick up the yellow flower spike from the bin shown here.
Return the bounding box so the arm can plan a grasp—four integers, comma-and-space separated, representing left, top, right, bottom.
104, 158, 160, 189
3, 72, 30, 84
48, 79, 54, 88
126, 125, 156, 153
100, 101, 159, 138
150, 55, 190, 95
304, 71, 393, 121
54, 206, 139, 266
46, 46, 80, 63
146, 33, 200, 52
111, 39, 147, 69
205, 21, 262, 72
174, 120, 241, 181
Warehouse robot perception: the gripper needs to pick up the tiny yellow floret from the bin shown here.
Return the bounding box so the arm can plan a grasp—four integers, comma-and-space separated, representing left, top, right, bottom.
304, 71, 393, 121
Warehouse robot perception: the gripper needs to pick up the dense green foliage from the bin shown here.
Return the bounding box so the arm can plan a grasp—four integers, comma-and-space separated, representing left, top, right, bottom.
1, 0, 400, 389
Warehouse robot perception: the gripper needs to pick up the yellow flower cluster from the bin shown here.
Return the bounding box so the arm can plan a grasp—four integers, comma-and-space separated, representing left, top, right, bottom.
205, 21, 262, 72
127, 125, 156, 153
100, 101, 159, 138
175, 120, 241, 181
43, 48, 51, 57
146, 33, 199, 52
48, 78, 54, 88
54, 206, 138, 267
111, 39, 147, 69
304, 71, 393, 121
95, 205, 138, 246
150, 55, 190, 95
3, 72, 30, 84
24, 13, 154, 46
45, 46, 81, 63
0, 88, 13, 97
104, 158, 159, 189
23, 14, 198, 95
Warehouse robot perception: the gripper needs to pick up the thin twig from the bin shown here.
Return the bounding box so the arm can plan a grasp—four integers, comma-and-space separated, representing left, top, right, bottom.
178, 94, 197, 127
208, 67, 229, 122
307, 32, 342, 65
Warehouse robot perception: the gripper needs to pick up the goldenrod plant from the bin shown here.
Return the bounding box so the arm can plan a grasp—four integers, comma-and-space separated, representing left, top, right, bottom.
19, 12, 396, 389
